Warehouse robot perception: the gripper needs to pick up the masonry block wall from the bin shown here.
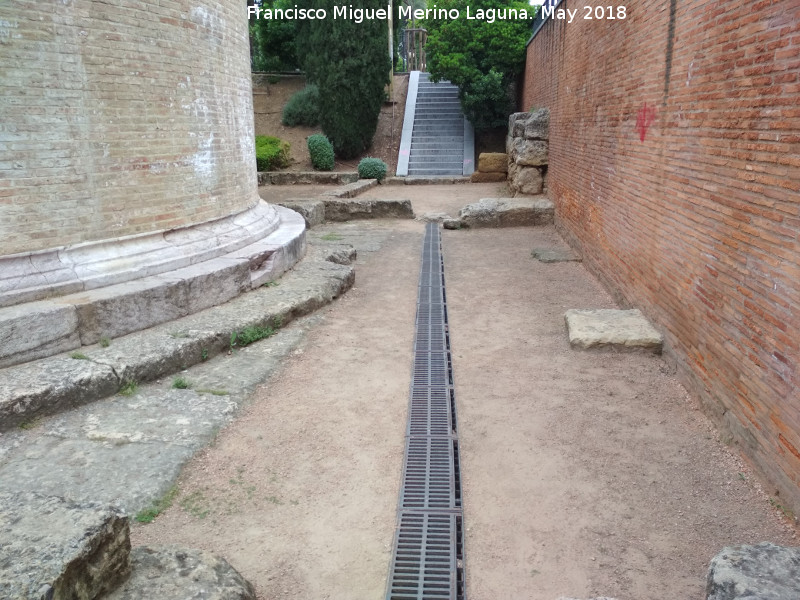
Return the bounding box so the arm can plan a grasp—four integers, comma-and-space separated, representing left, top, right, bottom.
523, 1, 800, 508
0, 0, 259, 256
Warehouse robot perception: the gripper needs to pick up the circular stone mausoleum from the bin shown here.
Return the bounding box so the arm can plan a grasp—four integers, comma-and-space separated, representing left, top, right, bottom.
0, 0, 304, 368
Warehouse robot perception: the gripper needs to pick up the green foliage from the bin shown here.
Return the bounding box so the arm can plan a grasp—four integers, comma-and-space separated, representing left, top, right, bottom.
250, 0, 301, 72
119, 380, 138, 396
358, 157, 388, 181
298, 0, 391, 158
172, 377, 190, 390
307, 134, 335, 171
135, 486, 178, 524
424, 0, 534, 130
282, 85, 320, 127
70, 351, 89, 360
230, 322, 279, 349
255, 136, 291, 171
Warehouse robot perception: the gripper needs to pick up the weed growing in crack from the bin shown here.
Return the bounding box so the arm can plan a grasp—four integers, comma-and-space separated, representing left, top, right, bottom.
119, 380, 138, 396
134, 486, 178, 523
172, 377, 190, 390
262, 280, 279, 288
196, 388, 229, 396
230, 325, 276, 348
99, 336, 111, 348
320, 232, 343, 241
70, 352, 89, 360
201, 348, 209, 361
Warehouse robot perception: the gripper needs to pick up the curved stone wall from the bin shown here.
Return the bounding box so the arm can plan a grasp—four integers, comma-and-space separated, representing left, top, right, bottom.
0, 0, 262, 256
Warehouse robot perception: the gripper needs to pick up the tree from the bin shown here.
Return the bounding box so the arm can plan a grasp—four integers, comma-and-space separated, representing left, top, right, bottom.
249, 0, 301, 72
423, 0, 534, 130
298, 0, 392, 158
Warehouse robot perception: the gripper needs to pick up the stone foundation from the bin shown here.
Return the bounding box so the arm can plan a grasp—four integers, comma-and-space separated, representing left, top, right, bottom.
507, 109, 549, 195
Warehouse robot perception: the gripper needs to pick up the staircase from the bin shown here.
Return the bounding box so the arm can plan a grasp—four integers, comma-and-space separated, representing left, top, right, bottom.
397, 72, 474, 177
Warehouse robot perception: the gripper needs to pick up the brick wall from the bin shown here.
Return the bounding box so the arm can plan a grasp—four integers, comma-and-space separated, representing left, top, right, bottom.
0, 0, 259, 255
523, 0, 800, 508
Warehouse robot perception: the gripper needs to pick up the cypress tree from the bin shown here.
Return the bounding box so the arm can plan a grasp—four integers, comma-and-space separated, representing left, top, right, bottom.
299, 0, 391, 159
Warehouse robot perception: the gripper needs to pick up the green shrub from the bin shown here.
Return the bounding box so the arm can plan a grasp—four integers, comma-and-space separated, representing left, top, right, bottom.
255, 136, 290, 171
307, 134, 335, 171
281, 85, 320, 127
357, 157, 387, 182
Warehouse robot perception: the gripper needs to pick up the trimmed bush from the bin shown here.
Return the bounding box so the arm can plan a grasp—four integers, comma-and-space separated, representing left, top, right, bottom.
281, 85, 320, 127
307, 134, 335, 171
255, 136, 291, 171
358, 157, 388, 182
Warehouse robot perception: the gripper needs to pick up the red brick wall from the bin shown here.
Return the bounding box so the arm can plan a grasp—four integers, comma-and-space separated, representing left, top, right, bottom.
0, 0, 259, 255
524, 0, 800, 508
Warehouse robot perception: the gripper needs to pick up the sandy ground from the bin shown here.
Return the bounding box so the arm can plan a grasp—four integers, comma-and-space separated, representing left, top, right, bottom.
133, 184, 796, 599
253, 74, 408, 174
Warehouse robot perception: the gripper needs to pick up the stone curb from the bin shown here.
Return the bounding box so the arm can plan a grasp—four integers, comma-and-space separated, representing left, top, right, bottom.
384, 176, 472, 185
322, 179, 378, 198
0, 244, 356, 432
257, 171, 358, 185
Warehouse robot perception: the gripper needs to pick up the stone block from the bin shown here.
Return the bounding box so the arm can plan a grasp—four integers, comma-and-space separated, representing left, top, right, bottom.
323, 199, 414, 221
276, 200, 325, 228
0, 491, 130, 600
0, 356, 119, 432
323, 179, 378, 198
459, 198, 554, 228
478, 152, 508, 173
511, 167, 544, 195
524, 108, 550, 140
564, 309, 663, 352
0, 301, 81, 369
470, 171, 506, 183
513, 138, 549, 167
106, 546, 255, 600
706, 543, 800, 600
508, 112, 529, 138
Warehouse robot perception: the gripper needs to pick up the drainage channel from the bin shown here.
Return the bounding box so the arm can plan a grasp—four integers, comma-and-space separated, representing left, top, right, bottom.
386, 222, 466, 600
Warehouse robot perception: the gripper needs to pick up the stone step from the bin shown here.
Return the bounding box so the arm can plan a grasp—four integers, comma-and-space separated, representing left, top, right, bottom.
408, 150, 464, 158
409, 162, 464, 169
407, 168, 464, 175
457, 197, 555, 228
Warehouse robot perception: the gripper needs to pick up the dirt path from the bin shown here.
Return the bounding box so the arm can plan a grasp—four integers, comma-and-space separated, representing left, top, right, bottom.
133, 186, 796, 599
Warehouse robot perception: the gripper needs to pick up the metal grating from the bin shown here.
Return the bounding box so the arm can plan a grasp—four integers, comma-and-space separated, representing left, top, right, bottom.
387, 222, 466, 600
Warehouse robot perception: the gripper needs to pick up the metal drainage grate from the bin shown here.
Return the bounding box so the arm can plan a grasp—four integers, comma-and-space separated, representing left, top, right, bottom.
387, 223, 466, 600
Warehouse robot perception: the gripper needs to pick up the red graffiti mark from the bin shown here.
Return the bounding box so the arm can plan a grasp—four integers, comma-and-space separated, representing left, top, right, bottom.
636, 102, 657, 142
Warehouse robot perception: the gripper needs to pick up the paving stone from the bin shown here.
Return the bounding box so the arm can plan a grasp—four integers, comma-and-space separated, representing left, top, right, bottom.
459, 197, 554, 228
276, 199, 325, 228
564, 308, 663, 352
531, 247, 582, 263
706, 543, 800, 600
416, 212, 454, 223
323, 198, 414, 221
443, 218, 464, 230
0, 491, 130, 600
106, 546, 255, 600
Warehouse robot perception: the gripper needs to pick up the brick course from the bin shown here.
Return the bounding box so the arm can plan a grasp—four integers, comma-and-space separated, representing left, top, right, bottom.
524, 1, 800, 508
0, 0, 259, 255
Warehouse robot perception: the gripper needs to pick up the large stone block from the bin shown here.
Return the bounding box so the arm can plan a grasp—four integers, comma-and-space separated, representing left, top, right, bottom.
323, 198, 414, 221
276, 200, 325, 228
459, 198, 554, 228
470, 171, 507, 183
510, 166, 544, 195
0, 491, 130, 600
513, 138, 549, 167
508, 112, 529, 138
478, 152, 508, 173
706, 543, 800, 600
564, 309, 663, 352
106, 546, 255, 600
524, 108, 550, 140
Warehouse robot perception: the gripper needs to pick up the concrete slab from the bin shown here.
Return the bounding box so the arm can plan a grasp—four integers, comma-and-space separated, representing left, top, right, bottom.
564, 309, 663, 353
